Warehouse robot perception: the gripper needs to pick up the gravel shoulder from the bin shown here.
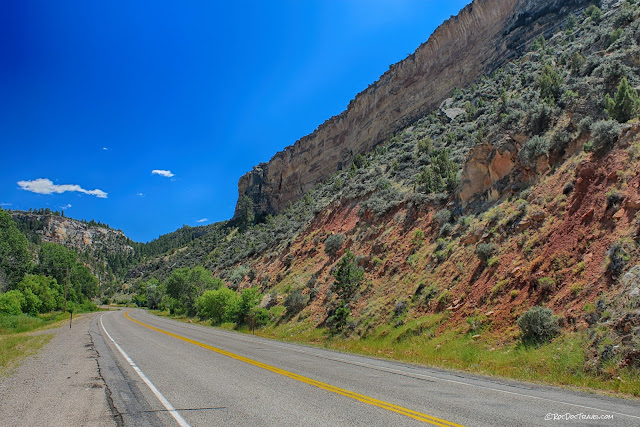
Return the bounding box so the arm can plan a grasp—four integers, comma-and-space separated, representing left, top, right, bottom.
0, 312, 116, 427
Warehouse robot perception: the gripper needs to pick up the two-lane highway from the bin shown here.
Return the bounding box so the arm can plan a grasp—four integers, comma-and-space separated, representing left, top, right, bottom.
91, 309, 640, 426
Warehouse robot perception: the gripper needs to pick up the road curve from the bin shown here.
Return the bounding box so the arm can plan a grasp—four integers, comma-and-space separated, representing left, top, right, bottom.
91, 309, 640, 426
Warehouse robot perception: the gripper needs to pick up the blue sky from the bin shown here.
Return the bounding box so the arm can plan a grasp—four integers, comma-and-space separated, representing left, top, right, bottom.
1, 0, 470, 242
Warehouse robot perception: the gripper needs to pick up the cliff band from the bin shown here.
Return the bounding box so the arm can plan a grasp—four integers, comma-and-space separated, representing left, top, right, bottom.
235, 0, 589, 217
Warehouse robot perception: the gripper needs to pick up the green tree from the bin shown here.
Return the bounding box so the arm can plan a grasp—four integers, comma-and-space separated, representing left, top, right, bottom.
537, 64, 564, 103
0, 208, 31, 290
605, 77, 639, 122
190, 266, 223, 292
165, 268, 197, 314
235, 195, 255, 232
330, 300, 350, 332
417, 149, 459, 193
332, 250, 364, 301
195, 287, 240, 324
145, 278, 163, 309
237, 287, 261, 324
0, 290, 26, 315
71, 264, 98, 300
165, 266, 222, 314
20, 287, 42, 316
17, 274, 62, 313
36, 243, 77, 287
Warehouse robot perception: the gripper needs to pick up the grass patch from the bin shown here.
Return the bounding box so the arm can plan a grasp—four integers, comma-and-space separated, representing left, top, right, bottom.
0, 334, 53, 376
0, 312, 68, 334
255, 319, 640, 397
0, 312, 69, 376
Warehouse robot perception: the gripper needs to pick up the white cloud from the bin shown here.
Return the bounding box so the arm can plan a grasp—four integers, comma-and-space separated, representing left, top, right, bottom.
17, 178, 107, 198
0, 202, 12, 207
152, 169, 175, 178
102, 147, 108, 151
61, 204, 72, 209
196, 218, 208, 223
137, 193, 144, 197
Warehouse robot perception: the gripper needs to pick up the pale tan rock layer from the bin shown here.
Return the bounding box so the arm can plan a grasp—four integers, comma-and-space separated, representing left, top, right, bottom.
236, 0, 588, 217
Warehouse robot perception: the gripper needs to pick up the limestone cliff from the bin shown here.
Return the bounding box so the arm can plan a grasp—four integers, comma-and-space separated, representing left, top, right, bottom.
10, 211, 134, 255
236, 0, 589, 217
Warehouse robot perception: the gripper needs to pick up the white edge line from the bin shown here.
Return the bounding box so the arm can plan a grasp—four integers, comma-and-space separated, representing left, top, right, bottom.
142, 311, 640, 421
100, 315, 190, 427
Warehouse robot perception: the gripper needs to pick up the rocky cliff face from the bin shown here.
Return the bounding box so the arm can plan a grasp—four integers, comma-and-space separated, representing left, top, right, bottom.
10, 211, 134, 255
237, 0, 589, 217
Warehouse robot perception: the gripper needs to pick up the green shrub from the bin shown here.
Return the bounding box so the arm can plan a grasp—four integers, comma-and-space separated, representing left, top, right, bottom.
578, 117, 593, 135
584, 5, 602, 23
439, 223, 453, 237
538, 276, 556, 294
606, 189, 624, 209
16, 274, 63, 313
423, 284, 439, 302
491, 279, 509, 297
527, 103, 556, 135
433, 209, 452, 226
417, 149, 459, 194
565, 14, 577, 31
251, 307, 271, 327
607, 239, 632, 276
569, 52, 585, 74
519, 136, 549, 167
590, 120, 622, 152
195, 287, 240, 325
0, 290, 26, 315
412, 230, 425, 246
417, 137, 433, 155
238, 288, 261, 323
284, 289, 309, 316
324, 234, 345, 257
487, 256, 501, 268
476, 243, 497, 264
517, 306, 561, 345
436, 290, 451, 307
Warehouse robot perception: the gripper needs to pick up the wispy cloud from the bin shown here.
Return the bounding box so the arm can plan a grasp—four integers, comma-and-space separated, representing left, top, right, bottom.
17, 178, 107, 198
196, 218, 208, 223
61, 204, 72, 209
0, 202, 12, 207
152, 169, 175, 178
102, 147, 108, 151
137, 192, 144, 197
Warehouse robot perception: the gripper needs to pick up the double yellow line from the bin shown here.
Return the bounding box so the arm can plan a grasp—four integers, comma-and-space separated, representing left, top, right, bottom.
124, 311, 463, 427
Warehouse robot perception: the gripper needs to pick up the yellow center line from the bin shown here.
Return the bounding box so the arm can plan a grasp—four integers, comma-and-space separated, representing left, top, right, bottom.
123, 311, 464, 427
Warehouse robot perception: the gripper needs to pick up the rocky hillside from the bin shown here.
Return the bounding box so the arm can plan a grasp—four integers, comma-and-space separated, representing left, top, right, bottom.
10, 210, 133, 255
236, 0, 590, 218
126, 0, 640, 382
9, 210, 229, 285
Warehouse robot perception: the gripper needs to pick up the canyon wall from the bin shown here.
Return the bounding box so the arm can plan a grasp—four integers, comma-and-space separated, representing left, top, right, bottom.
236, 0, 588, 217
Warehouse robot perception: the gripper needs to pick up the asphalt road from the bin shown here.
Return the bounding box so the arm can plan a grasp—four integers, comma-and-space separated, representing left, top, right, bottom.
91, 309, 640, 426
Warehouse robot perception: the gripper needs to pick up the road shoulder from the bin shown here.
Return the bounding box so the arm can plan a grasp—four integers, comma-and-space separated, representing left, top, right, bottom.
0, 312, 116, 427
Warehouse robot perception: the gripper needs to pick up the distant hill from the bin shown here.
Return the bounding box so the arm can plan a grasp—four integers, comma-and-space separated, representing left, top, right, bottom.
9, 209, 228, 284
